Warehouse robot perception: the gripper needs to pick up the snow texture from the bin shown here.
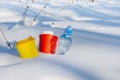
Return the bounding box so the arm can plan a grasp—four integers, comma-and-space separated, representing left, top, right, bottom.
0, 0, 120, 80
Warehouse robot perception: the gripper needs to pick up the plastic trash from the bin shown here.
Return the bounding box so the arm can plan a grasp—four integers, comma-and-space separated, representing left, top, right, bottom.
56, 26, 72, 55
39, 31, 58, 54
15, 36, 38, 59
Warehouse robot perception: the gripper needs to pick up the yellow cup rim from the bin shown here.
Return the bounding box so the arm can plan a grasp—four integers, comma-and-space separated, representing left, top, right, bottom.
16, 36, 35, 46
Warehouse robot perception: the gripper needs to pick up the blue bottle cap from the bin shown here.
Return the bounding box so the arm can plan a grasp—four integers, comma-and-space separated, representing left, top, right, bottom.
64, 26, 72, 37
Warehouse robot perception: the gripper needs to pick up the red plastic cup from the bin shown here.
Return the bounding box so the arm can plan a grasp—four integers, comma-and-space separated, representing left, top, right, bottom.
39, 31, 58, 54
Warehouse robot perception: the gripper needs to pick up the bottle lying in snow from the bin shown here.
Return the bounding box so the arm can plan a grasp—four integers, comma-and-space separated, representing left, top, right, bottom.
56, 26, 72, 55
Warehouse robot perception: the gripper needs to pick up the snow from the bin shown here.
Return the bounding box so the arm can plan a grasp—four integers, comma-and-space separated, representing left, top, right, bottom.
0, 0, 120, 80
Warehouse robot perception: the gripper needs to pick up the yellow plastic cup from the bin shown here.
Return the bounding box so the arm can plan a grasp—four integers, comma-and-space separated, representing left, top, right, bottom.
16, 36, 38, 59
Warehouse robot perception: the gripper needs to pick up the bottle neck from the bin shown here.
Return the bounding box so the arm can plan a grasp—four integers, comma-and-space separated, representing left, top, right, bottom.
62, 33, 71, 38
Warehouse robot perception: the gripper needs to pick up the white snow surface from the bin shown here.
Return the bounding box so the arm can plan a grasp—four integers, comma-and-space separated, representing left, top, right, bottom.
0, 0, 120, 80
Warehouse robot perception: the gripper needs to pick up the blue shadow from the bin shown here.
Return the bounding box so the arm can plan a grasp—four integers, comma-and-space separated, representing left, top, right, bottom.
40, 57, 101, 80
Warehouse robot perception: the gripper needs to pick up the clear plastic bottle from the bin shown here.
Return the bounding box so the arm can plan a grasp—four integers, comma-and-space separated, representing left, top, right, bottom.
56, 26, 72, 55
